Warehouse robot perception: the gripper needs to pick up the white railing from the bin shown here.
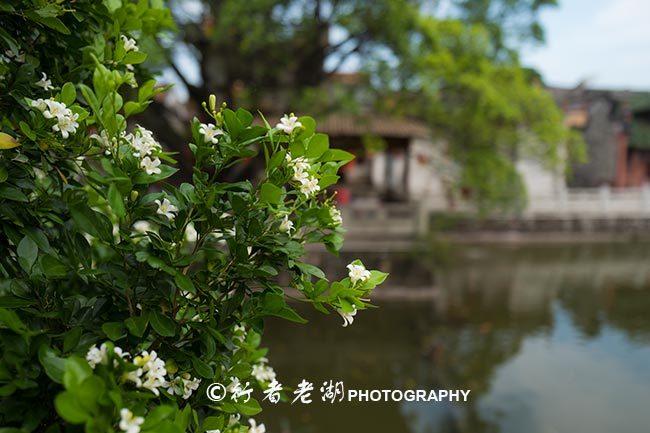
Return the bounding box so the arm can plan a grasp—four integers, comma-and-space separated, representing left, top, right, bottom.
526, 186, 650, 217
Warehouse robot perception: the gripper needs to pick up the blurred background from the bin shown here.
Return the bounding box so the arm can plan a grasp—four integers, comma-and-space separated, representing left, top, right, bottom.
143, 1, 650, 432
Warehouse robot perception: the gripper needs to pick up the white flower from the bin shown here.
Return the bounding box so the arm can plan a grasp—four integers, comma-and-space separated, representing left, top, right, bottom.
184, 222, 198, 242
129, 126, 160, 157
299, 176, 320, 196
86, 343, 108, 368
199, 123, 224, 144
276, 113, 302, 134
252, 363, 276, 382
30, 98, 47, 111
42, 100, 69, 120
52, 112, 79, 139
278, 215, 293, 233
5, 49, 25, 63
35, 72, 53, 91
132, 220, 153, 233
336, 306, 357, 327
165, 373, 200, 399
182, 374, 201, 399
121, 35, 139, 52
206, 430, 221, 433
347, 262, 371, 285
248, 418, 266, 433
90, 130, 111, 148
123, 368, 143, 387
119, 408, 144, 433
140, 156, 162, 175
228, 414, 241, 427
133, 350, 168, 396
330, 207, 343, 226
233, 324, 246, 343
155, 198, 178, 220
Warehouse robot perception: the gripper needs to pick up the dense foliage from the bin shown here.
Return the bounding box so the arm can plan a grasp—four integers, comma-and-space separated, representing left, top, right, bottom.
0, 1, 385, 432
151, 0, 578, 211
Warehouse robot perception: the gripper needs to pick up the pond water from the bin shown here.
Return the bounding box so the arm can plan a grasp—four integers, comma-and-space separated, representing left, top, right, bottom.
262, 243, 650, 433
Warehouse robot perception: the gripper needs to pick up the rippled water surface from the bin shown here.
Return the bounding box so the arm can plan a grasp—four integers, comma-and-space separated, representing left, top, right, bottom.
263, 243, 650, 433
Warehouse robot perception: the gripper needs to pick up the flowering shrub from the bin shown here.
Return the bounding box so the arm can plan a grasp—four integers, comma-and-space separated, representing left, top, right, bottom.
0, 2, 386, 432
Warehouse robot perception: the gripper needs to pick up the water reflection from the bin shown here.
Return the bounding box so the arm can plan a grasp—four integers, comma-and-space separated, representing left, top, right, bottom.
264, 243, 650, 433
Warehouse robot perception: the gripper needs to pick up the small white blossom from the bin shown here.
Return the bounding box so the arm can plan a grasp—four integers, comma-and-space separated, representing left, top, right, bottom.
90, 130, 111, 148
140, 156, 162, 175
276, 113, 302, 134
41, 99, 69, 120
347, 262, 371, 285
5, 49, 25, 63
121, 35, 139, 52
155, 198, 178, 220
199, 123, 224, 144
278, 215, 294, 233
337, 306, 357, 327
119, 408, 144, 433
132, 220, 153, 234
228, 414, 241, 427
299, 176, 320, 196
184, 222, 198, 242
52, 112, 79, 139
129, 126, 160, 157
330, 207, 343, 226
252, 362, 276, 382
35, 72, 53, 91
133, 350, 167, 396
123, 368, 143, 387
248, 418, 266, 433
86, 343, 108, 369
30, 98, 47, 111
165, 373, 201, 399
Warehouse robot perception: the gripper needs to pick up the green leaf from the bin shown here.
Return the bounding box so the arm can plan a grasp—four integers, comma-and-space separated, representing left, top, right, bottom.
306, 133, 329, 159
295, 262, 326, 279
191, 357, 214, 379
102, 322, 125, 340
202, 416, 225, 432
63, 327, 82, 352
142, 405, 176, 430
125, 315, 149, 337
124, 51, 147, 65
233, 398, 262, 416
0, 295, 33, 308
320, 148, 355, 163
54, 391, 89, 424
318, 174, 339, 189
19, 122, 36, 141
108, 183, 125, 218
39, 345, 66, 383
174, 273, 196, 294
0, 185, 28, 202
59, 82, 76, 106
63, 357, 93, 390
69, 203, 113, 242
17, 236, 38, 272
133, 165, 178, 184
259, 182, 283, 205
149, 311, 176, 337
0, 308, 27, 334
41, 255, 67, 278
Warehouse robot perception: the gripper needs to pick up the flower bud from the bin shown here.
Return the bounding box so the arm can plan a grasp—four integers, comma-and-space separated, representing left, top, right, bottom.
209, 94, 217, 112
130, 190, 139, 201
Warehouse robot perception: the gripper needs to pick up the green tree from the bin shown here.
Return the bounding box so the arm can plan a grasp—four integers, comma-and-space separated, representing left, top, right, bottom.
152, 0, 576, 210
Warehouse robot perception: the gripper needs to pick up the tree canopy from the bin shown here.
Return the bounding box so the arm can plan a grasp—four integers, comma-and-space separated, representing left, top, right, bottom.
148, 0, 575, 210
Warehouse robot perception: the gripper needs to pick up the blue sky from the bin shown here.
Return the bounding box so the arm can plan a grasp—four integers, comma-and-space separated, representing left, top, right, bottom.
521, 0, 650, 90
